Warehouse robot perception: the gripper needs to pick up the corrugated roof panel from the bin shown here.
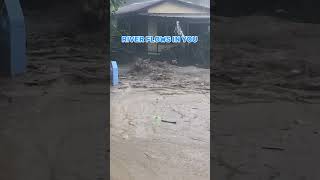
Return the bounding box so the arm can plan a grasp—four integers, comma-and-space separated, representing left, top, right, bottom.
116, 0, 162, 15
139, 13, 210, 19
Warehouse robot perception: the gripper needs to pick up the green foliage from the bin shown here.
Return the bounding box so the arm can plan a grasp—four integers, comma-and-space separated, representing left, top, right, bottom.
110, 0, 126, 14
110, 0, 126, 50
110, 0, 126, 35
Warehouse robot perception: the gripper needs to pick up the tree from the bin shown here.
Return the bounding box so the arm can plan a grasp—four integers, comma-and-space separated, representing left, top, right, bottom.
110, 0, 126, 50
110, 0, 126, 14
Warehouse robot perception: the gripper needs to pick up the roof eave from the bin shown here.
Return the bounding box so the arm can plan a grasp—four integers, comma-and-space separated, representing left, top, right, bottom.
115, 0, 210, 16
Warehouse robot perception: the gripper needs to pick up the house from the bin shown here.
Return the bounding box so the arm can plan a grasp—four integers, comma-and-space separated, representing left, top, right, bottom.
114, 0, 210, 55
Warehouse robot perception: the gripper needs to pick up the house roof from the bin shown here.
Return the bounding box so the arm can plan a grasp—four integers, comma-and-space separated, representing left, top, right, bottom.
116, 0, 162, 15
116, 0, 210, 16
140, 13, 210, 19
123, 0, 210, 8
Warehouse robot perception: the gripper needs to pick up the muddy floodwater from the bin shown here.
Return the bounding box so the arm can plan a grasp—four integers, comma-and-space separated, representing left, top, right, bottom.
212, 16, 320, 179
110, 64, 210, 180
